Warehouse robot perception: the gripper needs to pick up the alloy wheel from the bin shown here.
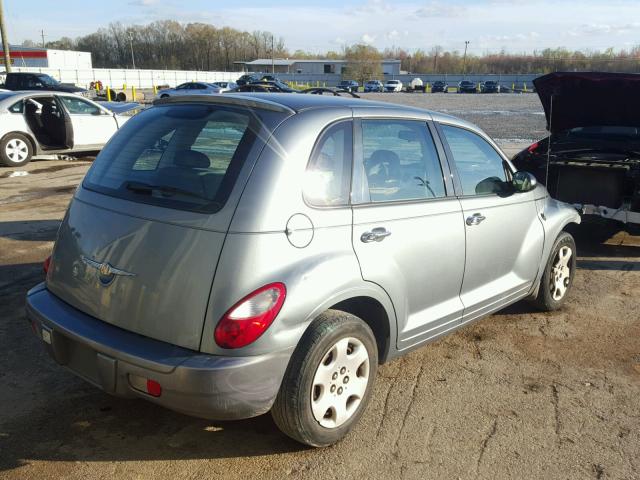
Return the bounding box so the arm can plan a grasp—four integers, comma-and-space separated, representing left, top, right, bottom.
311, 337, 370, 428
5, 138, 29, 163
550, 245, 572, 300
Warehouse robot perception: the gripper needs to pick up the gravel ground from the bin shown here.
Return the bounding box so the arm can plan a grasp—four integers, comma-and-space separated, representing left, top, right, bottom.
1, 94, 638, 480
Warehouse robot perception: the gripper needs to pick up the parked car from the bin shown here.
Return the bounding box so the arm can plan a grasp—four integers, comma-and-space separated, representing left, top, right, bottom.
229, 80, 297, 93
0, 91, 138, 166
431, 80, 449, 93
2, 72, 88, 96
458, 80, 477, 93
210, 81, 237, 93
512, 71, 640, 227
156, 82, 222, 98
480, 80, 502, 93
407, 78, 426, 92
364, 80, 383, 92
27, 93, 579, 448
236, 74, 262, 86
384, 79, 403, 92
337, 80, 359, 93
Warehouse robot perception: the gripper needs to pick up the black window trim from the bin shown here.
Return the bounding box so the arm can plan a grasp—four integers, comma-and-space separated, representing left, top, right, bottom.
351, 117, 455, 206
302, 118, 354, 210
434, 121, 514, 199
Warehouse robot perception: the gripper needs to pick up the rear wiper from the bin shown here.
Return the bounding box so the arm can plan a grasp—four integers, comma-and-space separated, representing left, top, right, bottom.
125, 181, 212, 202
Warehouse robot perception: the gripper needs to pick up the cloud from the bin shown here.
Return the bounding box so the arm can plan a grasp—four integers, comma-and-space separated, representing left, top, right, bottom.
568, 22, 640, 37
129, 0, 158, 6
361, 33, 377, 45
413, 1, 466, 18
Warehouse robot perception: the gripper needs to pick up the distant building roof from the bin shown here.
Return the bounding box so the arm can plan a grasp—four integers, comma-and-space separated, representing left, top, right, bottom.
235, 58, 401, 65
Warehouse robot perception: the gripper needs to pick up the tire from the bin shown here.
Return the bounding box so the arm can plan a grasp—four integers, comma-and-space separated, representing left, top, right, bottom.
271, 310, 378, 447
116, 92, 127, 102
160, 94, 170, 99
0, 133, 33, 167
532, 232, 577, 311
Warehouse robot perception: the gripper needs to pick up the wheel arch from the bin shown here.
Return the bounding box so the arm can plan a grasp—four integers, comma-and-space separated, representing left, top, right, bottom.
1, 130, 38, 154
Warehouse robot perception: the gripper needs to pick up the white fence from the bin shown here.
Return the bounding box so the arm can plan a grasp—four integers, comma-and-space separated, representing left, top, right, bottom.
6, 67, 243, 89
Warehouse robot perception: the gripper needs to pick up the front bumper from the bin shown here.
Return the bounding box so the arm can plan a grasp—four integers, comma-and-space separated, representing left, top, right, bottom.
26, 283, 293, 420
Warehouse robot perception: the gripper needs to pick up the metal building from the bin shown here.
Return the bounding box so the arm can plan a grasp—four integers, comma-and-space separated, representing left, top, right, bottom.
235, 58, 401, 76
0, 45, 92, 69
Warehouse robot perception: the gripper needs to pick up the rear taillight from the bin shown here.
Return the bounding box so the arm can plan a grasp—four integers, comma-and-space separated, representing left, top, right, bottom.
214, 283, 286, 349
43, 255, 51, 274
527, 142, 540, 154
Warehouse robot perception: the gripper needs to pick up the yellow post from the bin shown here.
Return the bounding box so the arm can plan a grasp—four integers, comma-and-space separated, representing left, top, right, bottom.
523, 82, 527, 92
106, 87, 112, 102
131, 85, 136, 101
123, 83, 126, 90
512, 82, 515, 90
426, 82, 430, 93
153, 85, 158, 95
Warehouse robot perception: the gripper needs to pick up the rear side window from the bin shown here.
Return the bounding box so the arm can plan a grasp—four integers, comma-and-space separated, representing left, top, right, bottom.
359, 120, 445, 202
83, 104, 258, 213
303, 121, 352, 207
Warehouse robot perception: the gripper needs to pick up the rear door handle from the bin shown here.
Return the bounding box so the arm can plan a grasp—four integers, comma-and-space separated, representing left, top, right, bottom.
466, 213, 486, 226
361, 227, 392, 243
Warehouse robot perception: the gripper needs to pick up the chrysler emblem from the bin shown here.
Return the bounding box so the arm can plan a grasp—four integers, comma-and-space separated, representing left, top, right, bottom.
81, 256, 136, 286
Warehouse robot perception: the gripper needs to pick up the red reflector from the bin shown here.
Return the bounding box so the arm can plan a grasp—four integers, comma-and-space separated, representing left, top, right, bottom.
43, 256, 51, 274
215, 282, 286, 349
146, 379, 162, 397
527, 142, 539, 154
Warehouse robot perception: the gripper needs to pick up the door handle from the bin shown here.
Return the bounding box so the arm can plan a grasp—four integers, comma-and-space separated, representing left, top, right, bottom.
466, 213, 486, 226
361, 227, 392, 243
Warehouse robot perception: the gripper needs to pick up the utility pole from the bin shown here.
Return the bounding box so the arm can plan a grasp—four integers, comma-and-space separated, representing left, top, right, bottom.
128, 32, 136, 70
271, 35, 274, 74
41, 29, 45, 48
0, 0, 11, 72
462, 40, 470, 78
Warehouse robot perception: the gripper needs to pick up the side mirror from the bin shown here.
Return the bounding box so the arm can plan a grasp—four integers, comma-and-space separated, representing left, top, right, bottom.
512, 171, 537, 192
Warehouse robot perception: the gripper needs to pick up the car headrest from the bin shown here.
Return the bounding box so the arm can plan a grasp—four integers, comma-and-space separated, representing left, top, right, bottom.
174, 149, 210, 168
368, 149, 401, 176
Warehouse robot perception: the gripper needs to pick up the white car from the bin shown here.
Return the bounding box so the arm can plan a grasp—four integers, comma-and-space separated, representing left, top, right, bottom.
384, 80, 403, 92
210, 81, 238, 93
0, 91, 137, 167
156, 82, 222, 99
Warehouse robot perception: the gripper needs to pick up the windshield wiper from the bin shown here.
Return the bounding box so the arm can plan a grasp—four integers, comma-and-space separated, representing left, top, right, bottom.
125, 181, 213, 203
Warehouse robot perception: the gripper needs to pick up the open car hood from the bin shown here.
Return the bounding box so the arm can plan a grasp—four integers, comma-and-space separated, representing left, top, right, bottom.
533, 72, 640, 134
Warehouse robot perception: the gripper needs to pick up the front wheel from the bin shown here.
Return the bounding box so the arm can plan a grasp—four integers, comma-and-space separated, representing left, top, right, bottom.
532, 231, 576, 311
271, 310, 378, 447
0, 133, 33, 167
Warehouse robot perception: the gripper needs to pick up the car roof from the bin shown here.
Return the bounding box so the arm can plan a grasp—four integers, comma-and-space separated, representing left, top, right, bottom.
155, 92, 476, 128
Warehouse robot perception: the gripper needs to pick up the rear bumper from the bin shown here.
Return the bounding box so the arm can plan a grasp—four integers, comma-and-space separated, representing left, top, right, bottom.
25, 283, 293, 420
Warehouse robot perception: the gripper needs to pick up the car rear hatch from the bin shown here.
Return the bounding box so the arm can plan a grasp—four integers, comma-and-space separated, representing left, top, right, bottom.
45, 97, 292, 350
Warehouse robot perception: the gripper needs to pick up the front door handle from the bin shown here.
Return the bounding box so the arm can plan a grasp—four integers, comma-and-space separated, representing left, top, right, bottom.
361, 227, 392, 243
466, 213, 486, 226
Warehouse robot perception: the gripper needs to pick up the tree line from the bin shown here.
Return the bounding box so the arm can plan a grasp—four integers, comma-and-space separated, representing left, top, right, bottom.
20, 20, 640, 74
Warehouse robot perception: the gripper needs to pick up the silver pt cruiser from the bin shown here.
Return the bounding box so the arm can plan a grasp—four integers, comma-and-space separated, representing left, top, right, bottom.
26, 93, 580, 447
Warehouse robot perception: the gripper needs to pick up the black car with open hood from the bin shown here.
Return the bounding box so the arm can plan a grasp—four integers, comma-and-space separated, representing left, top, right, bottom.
512, 72, 640, 226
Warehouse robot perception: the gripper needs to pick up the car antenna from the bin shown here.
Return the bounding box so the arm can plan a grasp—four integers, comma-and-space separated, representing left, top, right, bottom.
544, 93, 554, 199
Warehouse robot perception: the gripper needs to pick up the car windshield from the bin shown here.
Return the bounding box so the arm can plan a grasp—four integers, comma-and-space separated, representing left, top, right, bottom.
36, 74, 59, 86
83, 104, 264, 213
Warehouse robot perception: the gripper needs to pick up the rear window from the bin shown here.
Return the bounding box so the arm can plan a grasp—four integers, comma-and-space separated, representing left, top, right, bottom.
83, 104, 259, 213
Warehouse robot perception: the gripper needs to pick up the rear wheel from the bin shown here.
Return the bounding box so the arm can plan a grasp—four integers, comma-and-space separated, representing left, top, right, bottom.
532, 232, 576, 311
271, 310, 378, 447
0, 133, 33, 167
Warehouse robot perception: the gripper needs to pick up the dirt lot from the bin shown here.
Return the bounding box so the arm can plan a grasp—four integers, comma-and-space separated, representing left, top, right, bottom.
1, 94, 639, 480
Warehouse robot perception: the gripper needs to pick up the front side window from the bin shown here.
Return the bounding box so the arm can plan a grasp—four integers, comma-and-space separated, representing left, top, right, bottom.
59, 96, 101, 115
303, 121, 352, 207
84, 104, 259, 213
8, 100, 23, 113
360, 120, 445, 202
440, 125, 509, 196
